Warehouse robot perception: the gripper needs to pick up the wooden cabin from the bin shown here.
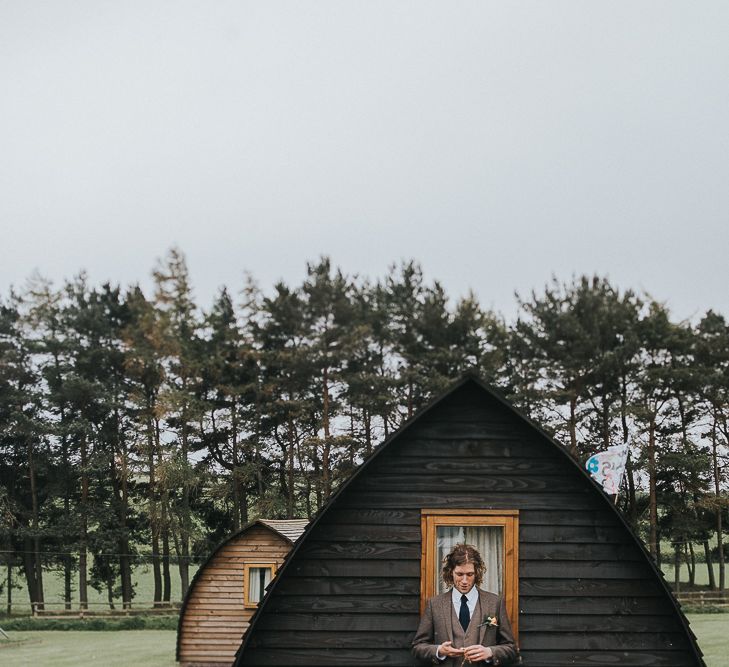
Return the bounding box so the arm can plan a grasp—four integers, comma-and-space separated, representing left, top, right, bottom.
234, 375, 706, 667
177, 518, 307, 667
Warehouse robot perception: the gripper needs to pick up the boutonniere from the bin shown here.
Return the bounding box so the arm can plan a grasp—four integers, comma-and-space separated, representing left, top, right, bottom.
478, 615, 499, 628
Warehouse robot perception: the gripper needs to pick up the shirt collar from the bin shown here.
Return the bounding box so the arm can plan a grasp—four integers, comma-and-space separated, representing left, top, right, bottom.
451, 586, 478, 605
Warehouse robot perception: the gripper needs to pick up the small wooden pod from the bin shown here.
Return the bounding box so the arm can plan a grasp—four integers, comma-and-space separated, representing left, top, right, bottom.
177, 518, 307, 667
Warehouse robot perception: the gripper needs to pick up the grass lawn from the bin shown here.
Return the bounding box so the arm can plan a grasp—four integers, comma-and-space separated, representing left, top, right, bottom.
0, 630, 177, 667
0, 617, 725, 666
687, 613, 729, 667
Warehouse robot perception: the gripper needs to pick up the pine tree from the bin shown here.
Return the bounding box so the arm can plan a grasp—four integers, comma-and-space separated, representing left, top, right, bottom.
253, 282, 313, 517
200, 287, 259, 530
301, 258, 358, 504
124, 286, 167, 605
695, 311, 729, 589
0, 287, 48, 611
24, 276, 75, 609
152, 248, 202, 598
514, 277, 637, 458
633, 302, 683, 562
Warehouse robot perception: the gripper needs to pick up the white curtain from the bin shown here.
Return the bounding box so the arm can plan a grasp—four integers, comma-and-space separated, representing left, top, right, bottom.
248, 567, 272, 603
436, 526, 503, 595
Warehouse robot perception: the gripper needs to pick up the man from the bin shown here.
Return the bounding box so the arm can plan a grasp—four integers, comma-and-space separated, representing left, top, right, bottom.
412, 544, 516, 666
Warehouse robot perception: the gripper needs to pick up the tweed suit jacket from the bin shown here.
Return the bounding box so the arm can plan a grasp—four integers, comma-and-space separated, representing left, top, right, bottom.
411, 588, 517, 667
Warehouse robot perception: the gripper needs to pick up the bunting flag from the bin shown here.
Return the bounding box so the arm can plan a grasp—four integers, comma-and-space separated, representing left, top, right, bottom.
585, 443, 630, 496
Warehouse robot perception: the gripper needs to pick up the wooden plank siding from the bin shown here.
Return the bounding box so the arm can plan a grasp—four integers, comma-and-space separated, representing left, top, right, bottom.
177, 521, 306, 667
234, 377, 705, 667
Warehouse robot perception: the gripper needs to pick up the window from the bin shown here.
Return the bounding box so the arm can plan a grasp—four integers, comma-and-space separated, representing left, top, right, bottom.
243, 563, 276, 608
420, 510, 519, 638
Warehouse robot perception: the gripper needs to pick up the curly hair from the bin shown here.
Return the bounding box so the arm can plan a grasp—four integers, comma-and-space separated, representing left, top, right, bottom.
441, 543, 486, 587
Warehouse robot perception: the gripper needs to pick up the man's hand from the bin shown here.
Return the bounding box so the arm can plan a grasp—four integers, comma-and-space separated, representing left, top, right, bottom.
438, 641, 465, 658
463, 644, 493, 663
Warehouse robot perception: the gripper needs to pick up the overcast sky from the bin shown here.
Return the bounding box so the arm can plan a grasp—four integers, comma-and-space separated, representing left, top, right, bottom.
2, 1, 727, 321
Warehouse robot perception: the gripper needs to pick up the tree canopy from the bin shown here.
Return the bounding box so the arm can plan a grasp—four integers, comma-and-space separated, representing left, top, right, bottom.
1, 251, 727, 610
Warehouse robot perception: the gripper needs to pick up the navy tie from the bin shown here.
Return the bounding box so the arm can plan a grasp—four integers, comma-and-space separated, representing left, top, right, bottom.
459, 594, 470, 631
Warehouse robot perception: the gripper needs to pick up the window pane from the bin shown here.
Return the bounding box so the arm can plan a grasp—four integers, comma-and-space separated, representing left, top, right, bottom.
248, 567, 273, 604
435, 525, 503, 595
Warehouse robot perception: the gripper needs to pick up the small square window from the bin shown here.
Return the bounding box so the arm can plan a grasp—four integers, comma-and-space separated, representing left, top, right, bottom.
244, 563, 276, 608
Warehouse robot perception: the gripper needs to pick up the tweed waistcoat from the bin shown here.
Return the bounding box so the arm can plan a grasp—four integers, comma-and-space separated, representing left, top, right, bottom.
450, 596, 482, 648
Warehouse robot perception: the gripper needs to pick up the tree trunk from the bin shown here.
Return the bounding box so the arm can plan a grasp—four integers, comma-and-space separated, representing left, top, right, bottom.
22, 537, 39, 613
6, 554, 11, 615
178, 544, 189, 600
27, 437, 44, 611
704, 540, 716, 590
231, 404, 243, 532
118, 525, 132, 608
310, 453, 323, 512
620, 376, 637, 525
625, 451, 638, 528
58, 361, 73, 611
179, 413, 190, 601
64, 555, 72, 611
648, 414, 658, 561
321, 367, 332, 500
231, 467, 242, 533
148, 415, 162, 606
711, 411, 725, 590
677, 395, 689, 445
673, 542, 680, 592
79, 434, 89, 610
106, 570, 116, 610
32, 535, 44, 611
286, 420, 296, 519
62, 429, 72, 611
568, 392, 578, 458
304, 477, 312, 518
119, 539, 132, 610
277, 438, 289, 512
161, 505, 171, 604
364, 407, 372, 457
117, 431, 133, 610
687, 542, 696, 586
601, 399, 610, 450
321, 439, 331, 501
718, 506, 725, 591
407, 377, 414, 418
322, 366, 330, 438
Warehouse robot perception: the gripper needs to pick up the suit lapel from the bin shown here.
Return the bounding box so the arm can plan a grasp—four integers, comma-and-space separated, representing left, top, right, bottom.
437, 592, 454, 644
477, 590, 491, 645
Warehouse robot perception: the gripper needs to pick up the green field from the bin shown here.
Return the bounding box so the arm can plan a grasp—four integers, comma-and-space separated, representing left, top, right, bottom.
661, 561, 721, 589
0, 614, 726, 666
6, 564, 200, 613
687, 613, 729, 666
6, 561, 710, 612
0, 630, 177, 667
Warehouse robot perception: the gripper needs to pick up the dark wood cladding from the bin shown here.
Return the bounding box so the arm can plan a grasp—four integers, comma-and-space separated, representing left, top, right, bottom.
234, 377, 705, 667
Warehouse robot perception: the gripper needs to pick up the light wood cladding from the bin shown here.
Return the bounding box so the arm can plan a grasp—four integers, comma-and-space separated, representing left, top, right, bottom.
177, 520, 307, 667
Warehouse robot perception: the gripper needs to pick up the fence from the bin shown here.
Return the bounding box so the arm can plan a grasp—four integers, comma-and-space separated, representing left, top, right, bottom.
29, 600, 182, 619
0, 550, 199, 617
674, 590, 729, 610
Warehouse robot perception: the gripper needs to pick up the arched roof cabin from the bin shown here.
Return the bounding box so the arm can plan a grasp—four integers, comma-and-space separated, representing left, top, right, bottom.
234, 375, 705, 667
